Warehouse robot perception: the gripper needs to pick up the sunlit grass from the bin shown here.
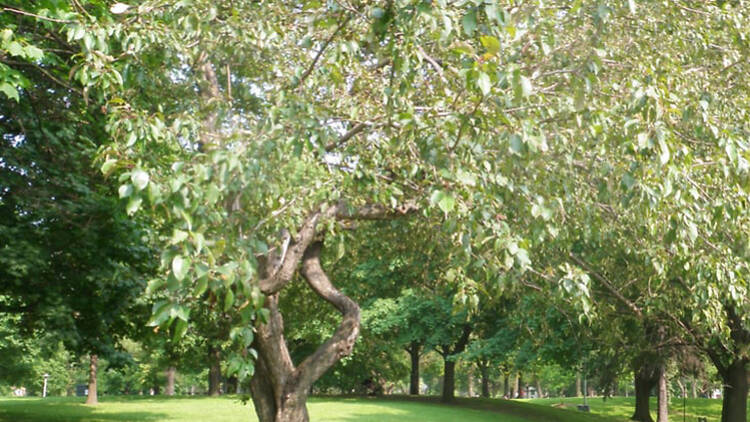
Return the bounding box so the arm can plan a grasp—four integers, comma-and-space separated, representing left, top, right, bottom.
3, 395, 732, 422
0, 395, 545, 422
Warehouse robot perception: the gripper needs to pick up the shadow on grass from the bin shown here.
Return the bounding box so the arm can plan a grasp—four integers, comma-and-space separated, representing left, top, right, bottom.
0, 397, 169, 422
312, 395, 620, 422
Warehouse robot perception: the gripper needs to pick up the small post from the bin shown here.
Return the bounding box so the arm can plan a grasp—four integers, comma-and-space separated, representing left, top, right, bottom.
42, 373, 49, 398
583, 375, 588, 407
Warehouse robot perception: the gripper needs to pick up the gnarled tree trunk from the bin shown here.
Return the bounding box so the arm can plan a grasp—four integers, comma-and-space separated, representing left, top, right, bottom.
249, 240, 360, 422
85, 354, 98, 405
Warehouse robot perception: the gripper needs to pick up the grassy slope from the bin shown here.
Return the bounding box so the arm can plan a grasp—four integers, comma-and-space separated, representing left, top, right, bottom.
0, 395, 620, 422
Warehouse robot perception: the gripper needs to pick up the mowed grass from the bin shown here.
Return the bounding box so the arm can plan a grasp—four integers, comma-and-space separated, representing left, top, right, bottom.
0, 395, 624, 422
524, 396, 733, 422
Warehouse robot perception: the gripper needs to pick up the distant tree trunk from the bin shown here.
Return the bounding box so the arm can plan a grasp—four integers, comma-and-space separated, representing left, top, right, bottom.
225, 376, 237, 395
480, 364, 490, 398
467, 367, 475, 397
503, 373, 509, 397
408, 342, 421, 395
85, 354, 98, 405
442, 360, 457, 402
632, 365, 657, 422
165, 366, 176, 396
440, 325, 471, 403
208, 346, 221, 396
517, 371, 524, 398
576, 373, 582, 397
691, 379, 697, 399
536, 378, 543, 398
656, 364, 668, 422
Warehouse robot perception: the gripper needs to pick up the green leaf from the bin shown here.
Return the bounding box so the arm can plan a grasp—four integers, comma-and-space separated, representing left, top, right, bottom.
519, 76, 533, 97
101, 159, 118, 176
147, 301, 172, 327
173, 319, 188, 342
126, 197, 142, 215
224, 289, 235, 311
146, 278, 166, 295
479, 36, 500, 55
477, 72, 491, 96
438, 192, 455, 214
131, 169, 150, 191
0, 82, 19, 101
658, 139, 670, 165
24, 45, 44, 60
118, 184, 133, 198
461, 10, 477, 36
174, 305, 190, 321
509, 134, 523, 154
6, 41, 24, 57
193, 276, 208, 297
172, 255, 190, 281
171, 229, 189, 244
456, 169, 476, 187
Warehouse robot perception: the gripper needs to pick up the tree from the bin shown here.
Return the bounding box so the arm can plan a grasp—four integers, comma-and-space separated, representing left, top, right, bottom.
6, 1, 750, 421
0, 1, 153, 405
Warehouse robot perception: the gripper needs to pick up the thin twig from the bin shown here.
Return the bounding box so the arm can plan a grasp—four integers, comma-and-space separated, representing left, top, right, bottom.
293, 14, 352, 89
2, 7, 74, 23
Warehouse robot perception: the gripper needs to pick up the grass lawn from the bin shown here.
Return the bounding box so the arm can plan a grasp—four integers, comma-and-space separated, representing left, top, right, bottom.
524, 396, 731, 422
0, 395, 736, 422
0, 395, 621, 422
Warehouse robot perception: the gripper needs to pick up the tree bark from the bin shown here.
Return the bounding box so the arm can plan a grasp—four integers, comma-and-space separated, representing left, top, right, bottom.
208, 346, 221, 396
536, 378, 543, 399
517, 371, 524, 398
632, 365, 657, 422
719, 359, 748, 422
408, 342, 421, 395
467, 367, 474, 397
480, 364, 490, 398
442, 360, 457, 402
690, 378, 696, 399
656, 364, 668, 422
503, 373, 509, 398
440, 325, 471, 403
705, 304, 750, 422
576, 372, 582, 397
249, 240, 360, 422
165, 366, 176, 396
85, 354, 98, 405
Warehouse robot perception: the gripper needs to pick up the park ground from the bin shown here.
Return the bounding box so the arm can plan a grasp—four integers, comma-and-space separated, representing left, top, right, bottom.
0, 395, 734, 422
